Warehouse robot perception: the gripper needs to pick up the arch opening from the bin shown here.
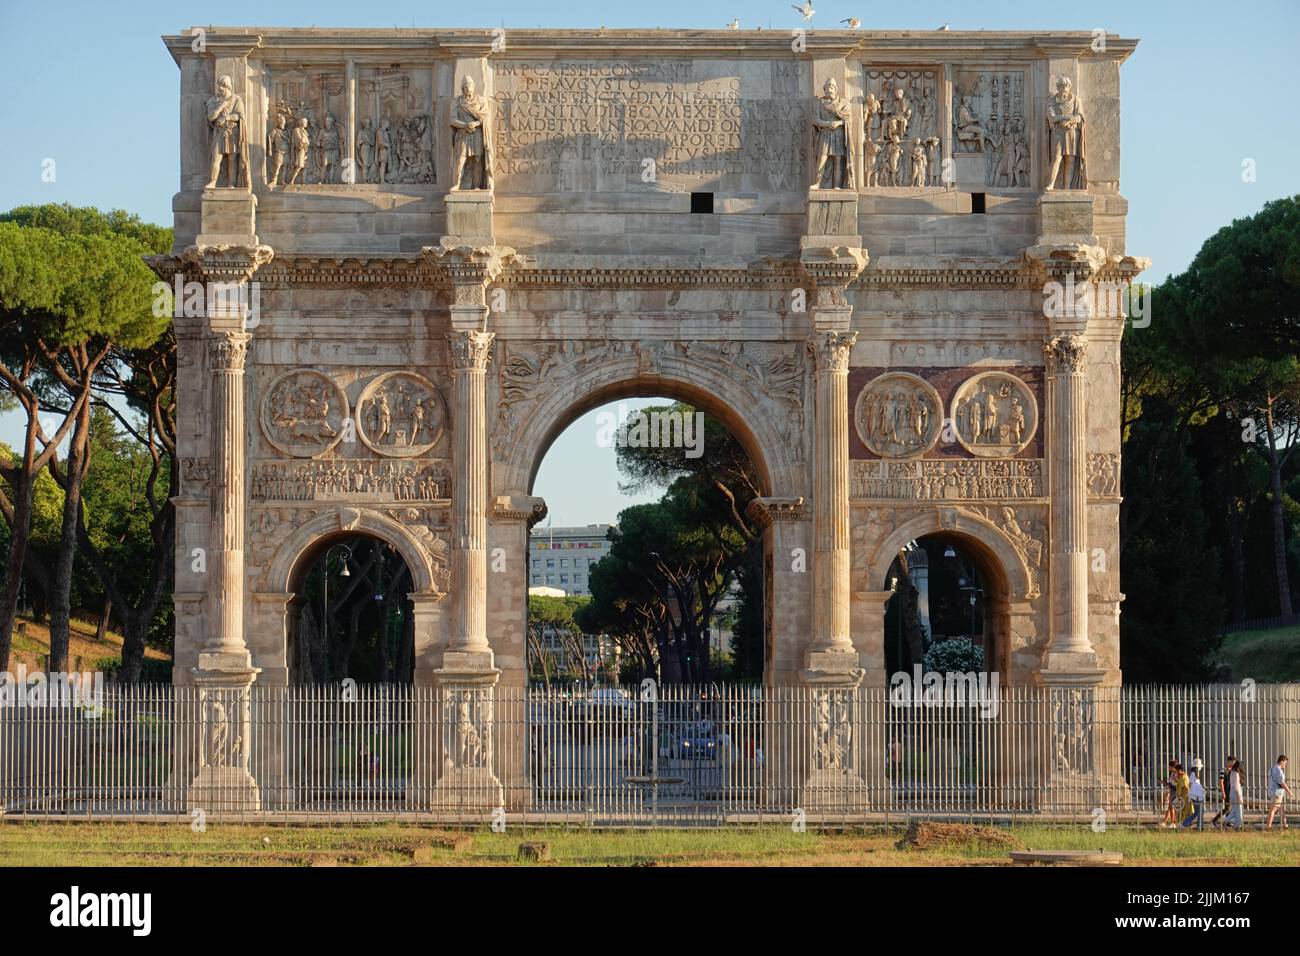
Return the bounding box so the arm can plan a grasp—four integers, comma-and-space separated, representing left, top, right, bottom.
285, 532, 416, 684
525, 387, 777, 686
882, 532, 1011, 678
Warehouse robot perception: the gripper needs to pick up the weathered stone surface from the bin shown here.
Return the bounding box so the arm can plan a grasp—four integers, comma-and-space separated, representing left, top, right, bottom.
159, 26, 1143, 802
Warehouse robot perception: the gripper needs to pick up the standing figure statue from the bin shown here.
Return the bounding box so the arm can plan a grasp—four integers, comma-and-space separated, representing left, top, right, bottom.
266, 113, 289, 188
205, 75, 249, 188
319, 113, 341, 184
356, 119, 374, 183
375, 118, 393, 185
811, 78, 852, 189
450, 75, 493, 191
1045, 76, 1086, 191
287, 117, 310, 186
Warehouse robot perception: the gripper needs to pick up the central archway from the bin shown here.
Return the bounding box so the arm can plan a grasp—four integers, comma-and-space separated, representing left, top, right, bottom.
487, 349, 808, 688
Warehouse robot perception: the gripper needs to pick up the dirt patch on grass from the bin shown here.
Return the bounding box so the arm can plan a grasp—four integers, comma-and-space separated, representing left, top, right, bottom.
895, 821, 1023, 851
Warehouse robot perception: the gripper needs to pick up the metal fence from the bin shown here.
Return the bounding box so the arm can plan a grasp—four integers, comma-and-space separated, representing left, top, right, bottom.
2, 681, 1298, 826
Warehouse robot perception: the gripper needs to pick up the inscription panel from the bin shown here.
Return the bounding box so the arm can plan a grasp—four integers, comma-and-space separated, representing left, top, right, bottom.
492, 60, 809, 192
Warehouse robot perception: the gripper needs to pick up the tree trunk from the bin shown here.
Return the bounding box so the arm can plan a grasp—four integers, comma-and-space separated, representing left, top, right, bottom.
1265, 442, 1295, 618
95, 597, 113, 642
0, 471, 35, 672
49, 398, 95, 673
1226, 494, 1247, 625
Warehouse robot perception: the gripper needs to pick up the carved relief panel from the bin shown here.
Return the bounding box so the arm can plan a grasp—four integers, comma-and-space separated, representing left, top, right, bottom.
267, 68, 347, 186
355, 371, 447, 458
950, 371, 1038, 458
854, 372, 943, 458
951, 68, 1029, 188
861, 68, 941, 188
259, 368, 350, 458
356, 66, 436, 185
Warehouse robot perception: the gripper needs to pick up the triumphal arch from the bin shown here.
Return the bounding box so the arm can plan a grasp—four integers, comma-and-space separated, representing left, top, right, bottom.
152, 27, 1145, 810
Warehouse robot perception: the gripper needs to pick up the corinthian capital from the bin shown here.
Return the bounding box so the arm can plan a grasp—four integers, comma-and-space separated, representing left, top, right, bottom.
180, 243, 274, 285
209, 331, 251, 371
1044, 333, 1088, 374
807, 330, 858, 373
447, 330, 495, 371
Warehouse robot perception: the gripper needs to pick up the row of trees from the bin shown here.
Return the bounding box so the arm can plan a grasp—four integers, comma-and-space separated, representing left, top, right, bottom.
1120, 195, 1300, 680
0, 204, 175, 680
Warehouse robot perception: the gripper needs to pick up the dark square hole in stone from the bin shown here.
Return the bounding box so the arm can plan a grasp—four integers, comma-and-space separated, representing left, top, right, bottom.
691, 192, 714, 214
971, 192, 986, 214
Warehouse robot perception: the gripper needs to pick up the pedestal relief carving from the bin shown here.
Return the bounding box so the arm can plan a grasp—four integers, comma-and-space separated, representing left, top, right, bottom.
861, 69, 940, 188
259, 369, 349, 458
356, 371, 446, 458
854, 372, 942, 458
951, 371, 1038, 458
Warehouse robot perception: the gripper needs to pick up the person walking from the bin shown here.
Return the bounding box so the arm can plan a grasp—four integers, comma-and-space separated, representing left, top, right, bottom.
1226, 758, 1245, 829
1265, 755, 1292, 829
1160, 759, 1182, 828
1210, 756, 1233, 828
1182, 758, 1206, 830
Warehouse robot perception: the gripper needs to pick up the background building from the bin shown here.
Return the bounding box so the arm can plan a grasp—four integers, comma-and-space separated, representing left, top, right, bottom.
528, 524, 613, 596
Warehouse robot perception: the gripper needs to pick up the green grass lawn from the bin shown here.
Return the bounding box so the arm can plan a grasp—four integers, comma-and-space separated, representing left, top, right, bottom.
1215, 625, 1300, 682
1, 822, 1297, 867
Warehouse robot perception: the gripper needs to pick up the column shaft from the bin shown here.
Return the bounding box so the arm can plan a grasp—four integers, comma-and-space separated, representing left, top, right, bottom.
448, 330, 494, 653
1046, 334, 1091, 656
208, 331, 250, 656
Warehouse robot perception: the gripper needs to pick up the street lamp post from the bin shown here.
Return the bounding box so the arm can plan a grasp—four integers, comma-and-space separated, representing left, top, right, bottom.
322, 543, 353, 650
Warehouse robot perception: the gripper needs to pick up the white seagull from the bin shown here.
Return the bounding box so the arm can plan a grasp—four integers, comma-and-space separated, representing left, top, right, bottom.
841, 17, 861, 28
727, 18, 740, 28
792, 1, 815, 21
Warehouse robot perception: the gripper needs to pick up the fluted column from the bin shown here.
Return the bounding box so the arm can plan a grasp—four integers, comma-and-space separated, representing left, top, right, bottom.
1044, 333, 1094, 665
805, 330, 859, 677
446, 329, 495, 661
207, 331, 252, 661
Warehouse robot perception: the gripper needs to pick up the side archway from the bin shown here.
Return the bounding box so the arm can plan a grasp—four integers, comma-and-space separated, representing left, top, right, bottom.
251, 507, 449, 685
865, 509, 1038, 681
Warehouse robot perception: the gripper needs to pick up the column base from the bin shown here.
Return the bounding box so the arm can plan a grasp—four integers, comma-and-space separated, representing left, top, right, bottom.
427, 766, 505, 813
187, 766, 261, 813
1040, 770, 1133, 815
799, 768, 870, 811
802, 648, 865, 687
1040, 654, 1105, 684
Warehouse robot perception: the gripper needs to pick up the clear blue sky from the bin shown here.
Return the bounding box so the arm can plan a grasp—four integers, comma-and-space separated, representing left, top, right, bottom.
2, 0, 1297, 525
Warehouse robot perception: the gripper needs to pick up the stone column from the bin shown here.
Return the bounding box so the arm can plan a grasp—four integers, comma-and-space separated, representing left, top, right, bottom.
446, 329, 496, 667
1043, 332, 1095, 671
804, 330, 860, 678
179, 242, 272, 812
421, 242, 516, 813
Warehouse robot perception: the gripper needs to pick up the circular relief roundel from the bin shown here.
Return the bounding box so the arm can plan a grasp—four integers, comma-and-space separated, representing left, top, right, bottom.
260, 368, 349, 458
355, 371, 446, 458
950, 371, 1038, 458
854, 372, 943, 458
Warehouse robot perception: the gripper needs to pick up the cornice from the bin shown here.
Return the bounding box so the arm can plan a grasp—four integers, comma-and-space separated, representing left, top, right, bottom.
243, 254, 1063, 291
159, 28, 1139, 64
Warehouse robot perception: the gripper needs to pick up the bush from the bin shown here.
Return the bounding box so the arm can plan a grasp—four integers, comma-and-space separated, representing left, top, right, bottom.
922, 637, 984, 673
